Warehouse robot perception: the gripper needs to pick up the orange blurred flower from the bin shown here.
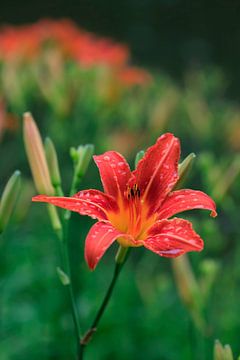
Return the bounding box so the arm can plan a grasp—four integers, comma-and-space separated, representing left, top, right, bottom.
0, 19, 150, 87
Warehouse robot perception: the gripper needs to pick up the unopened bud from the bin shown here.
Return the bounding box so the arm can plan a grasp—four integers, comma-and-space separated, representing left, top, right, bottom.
44, 137, 63, 195
223, 345, 234, 360
73, 144, 94, 178
214, 340, 234, 360
69, 144, 94, 196
23, 112, 54, 195
24, 113, 62, 239
214, 340, 225, 360
0, 170, 21, 233
175, 153, 196, 190
135, 150, 145, 168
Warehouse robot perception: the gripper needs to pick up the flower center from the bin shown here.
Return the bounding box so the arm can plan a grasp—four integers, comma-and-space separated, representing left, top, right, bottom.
109, 183, 156, 246
125, 184, 141, 200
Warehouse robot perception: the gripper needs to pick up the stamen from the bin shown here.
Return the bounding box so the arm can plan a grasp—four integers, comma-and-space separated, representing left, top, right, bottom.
126, 184, 140, 200
124, 184, 143, 237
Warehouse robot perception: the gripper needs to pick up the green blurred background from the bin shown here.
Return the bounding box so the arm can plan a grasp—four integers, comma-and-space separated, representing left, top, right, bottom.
0, 2, 240, 359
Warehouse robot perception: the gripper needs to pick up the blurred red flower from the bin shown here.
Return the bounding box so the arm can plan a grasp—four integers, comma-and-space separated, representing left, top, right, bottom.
0, 19, 150, 86
117, 67, 152, 86
0, 20, 127, 67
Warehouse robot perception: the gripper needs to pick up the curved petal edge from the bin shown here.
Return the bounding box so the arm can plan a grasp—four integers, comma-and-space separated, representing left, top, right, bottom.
157, 189, 217, 220
85, 221, 133, 270
32, 189, 119, 221
144, 218, 204, 257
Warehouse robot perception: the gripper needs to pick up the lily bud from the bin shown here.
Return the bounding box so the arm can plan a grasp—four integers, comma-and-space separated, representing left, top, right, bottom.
23, 112, 54, 195
135, 150, 145, 168
71, 144, 94, 178
0, 170, 21, 233
214, 340, 225, 360
223, 345, 234, 360
69, 144, 94, 196
214, 340, 234, 360
175, 152, 196, 190
44, 137, 63, 196
24, 113, 62, 239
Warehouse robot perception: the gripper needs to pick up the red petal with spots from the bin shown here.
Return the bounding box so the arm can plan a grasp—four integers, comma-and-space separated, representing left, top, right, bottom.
93, 151, 131, 200
157, 189, 217, 220
85, 221, 133, 270
132, 133, 180, 214
32, 189, 119, 221
144, 218, 203, 257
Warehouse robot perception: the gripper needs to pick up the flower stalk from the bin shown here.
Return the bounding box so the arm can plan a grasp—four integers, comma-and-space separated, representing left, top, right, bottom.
78, 153, 141, 357
80, 245, 128, 358
24, 112, 83, 358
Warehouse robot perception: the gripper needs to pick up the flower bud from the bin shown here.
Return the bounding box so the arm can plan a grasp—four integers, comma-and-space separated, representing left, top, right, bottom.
69, 144, 94, 196
0, 170, 21, 233
223, 345, 234, 360
175, 152, 196, 190
24, 113, 62, 239
23, 112, 54, 195
214, 340, 234, 360
214, 340, 225, 360
44, 137, 63, 195
72, 144, 94, 179
135, 150, 145, 168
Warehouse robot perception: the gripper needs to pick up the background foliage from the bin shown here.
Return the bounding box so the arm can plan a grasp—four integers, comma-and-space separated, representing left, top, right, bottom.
0, 18, 239, 360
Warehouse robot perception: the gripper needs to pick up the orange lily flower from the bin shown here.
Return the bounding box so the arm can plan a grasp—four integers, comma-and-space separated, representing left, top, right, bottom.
33, 133, 217, 270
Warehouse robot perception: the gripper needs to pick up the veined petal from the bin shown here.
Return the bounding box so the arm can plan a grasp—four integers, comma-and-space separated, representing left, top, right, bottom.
93, 151, 131, 200
133, 133, 180, 214
157, 189, 217, 220
85, 221, 133, 270
144, 218, 203, 257
32, 189, 119, 221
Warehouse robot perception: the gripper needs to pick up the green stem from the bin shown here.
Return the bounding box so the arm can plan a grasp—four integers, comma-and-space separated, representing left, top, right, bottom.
79, 246, 129, 357
90, 263, 122, 329
61, 237, 82, 359
51, 206, 82, 359
64, 173, 83, 221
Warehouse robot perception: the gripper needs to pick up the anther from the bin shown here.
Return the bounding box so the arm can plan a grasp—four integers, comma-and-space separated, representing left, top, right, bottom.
126, 184, 141, 200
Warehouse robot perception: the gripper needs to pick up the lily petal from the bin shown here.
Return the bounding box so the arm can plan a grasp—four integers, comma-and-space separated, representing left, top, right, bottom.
32, 189, 119, 221
85, 221, 133, 270
94, 151, 131, 200
133, 133, 180, 214
157, 189, 217, 220
144, 218, 203, 257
